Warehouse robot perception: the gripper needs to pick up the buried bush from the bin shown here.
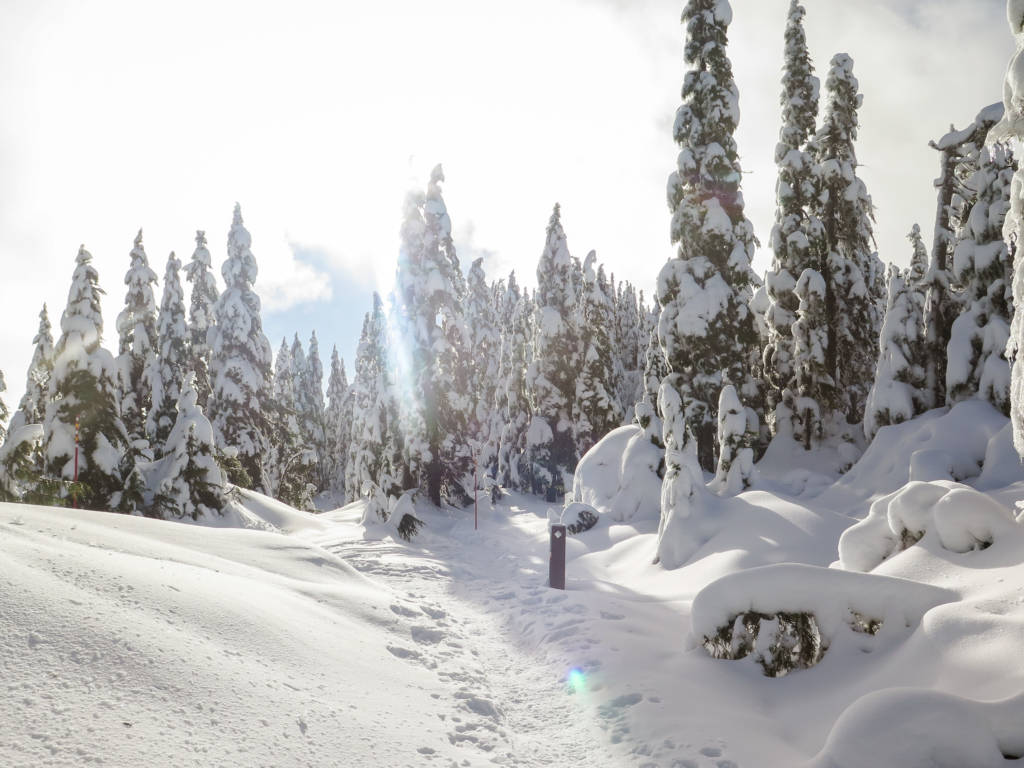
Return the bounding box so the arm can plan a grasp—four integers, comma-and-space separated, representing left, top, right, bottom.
703, 610, 825, 677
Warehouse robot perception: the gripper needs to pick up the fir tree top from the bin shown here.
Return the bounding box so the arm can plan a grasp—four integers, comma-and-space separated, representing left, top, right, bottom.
116, 228, 158, 357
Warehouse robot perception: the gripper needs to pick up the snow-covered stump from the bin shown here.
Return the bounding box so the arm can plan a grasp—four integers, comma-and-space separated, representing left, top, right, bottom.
691, 564, 958, 677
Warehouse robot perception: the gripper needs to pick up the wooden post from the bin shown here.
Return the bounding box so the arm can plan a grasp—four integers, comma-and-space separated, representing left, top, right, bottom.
550, 524, 566, 590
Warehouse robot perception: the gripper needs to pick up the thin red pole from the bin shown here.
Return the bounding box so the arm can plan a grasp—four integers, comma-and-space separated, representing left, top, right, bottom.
72, 418, 79, 509
474, 444, 478, 531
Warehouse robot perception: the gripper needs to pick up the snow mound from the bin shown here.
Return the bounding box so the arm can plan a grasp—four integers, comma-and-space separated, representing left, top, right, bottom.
572, 425, 662, 522
807, 688, 1024, 767
828, 400, 1008, 507
691, 563, 957, 675
838, 481, 1017, 571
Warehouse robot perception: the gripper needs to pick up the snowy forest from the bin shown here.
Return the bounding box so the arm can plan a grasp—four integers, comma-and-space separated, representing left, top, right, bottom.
5, 1, 1024, 766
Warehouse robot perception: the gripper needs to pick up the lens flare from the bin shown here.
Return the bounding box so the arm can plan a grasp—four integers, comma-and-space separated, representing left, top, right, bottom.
567, 667, 585, 693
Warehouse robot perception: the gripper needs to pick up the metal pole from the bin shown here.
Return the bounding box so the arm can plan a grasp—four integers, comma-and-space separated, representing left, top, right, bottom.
473, 444, 478, 531
73, 418, 79, 509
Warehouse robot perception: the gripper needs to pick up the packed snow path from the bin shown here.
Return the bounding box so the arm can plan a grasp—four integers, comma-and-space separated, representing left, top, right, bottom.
314, 525, 621, 766
312, 500, 742, 768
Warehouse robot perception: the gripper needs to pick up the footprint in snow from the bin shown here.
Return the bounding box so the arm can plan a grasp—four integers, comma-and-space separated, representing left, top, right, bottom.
389, 603, 420, 618
411, 626, 445, 645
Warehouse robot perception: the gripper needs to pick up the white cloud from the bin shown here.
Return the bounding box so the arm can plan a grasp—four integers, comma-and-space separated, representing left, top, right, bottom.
0, 0, 1015, 407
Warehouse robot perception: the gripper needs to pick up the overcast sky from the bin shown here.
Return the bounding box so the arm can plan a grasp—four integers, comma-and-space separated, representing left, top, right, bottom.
0, 0, 1013, 407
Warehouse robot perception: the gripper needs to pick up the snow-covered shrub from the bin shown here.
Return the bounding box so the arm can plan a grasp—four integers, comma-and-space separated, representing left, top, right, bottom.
691, 563, 957, 676
703, 609, 824, 678
571, 425, 662, 523
559, 502, 599, 535
838, 480, 1016, 571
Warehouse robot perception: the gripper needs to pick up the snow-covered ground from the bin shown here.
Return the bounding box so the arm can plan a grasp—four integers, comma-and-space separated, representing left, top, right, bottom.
4, 402, 1024, 767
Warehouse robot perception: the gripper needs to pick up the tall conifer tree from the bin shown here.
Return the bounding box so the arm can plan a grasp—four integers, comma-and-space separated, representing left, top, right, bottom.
116, 229, 159, 447
659, 0, 761, 471
44, 246, 128, 509
184, 231, 219, 410
763, 0, 820, 432
207, 204, 274, 491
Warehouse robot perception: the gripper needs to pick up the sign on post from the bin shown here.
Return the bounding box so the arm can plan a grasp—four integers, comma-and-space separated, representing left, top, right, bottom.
550, 524, 566, 590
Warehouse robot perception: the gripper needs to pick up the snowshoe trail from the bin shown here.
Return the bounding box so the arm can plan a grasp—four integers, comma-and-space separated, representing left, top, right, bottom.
317, 510, 740, 768
321, 533, 620, 766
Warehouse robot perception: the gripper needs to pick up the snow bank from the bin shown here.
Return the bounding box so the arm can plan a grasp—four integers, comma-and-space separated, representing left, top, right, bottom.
0, 502, 450, 767
807, 688, 1024, 767
571, 425, 662, 522
838, 481, 1017, 571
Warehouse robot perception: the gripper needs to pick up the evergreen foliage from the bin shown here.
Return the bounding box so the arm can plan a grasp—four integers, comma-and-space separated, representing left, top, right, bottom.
9, 305, 54, 438
808, 53, 884, 427
206, 204, 274, 492
345, 294, 393, 502
947, 142, 1015, 414
44, 246, 128, 510
659, 0, 761, 471
922, 106, 1004, 411
154, 373, 229, 520
864, 249, 929, 439
764, 0, 820, 432
496, 280, 534, 492
146, 252, 188, 454
324, 346, 352, 494
393, 166, 469, 506
184, 231, 219, 410
574, 251, 623, 457
527, 204, 579, 497
115, 229, 159, 447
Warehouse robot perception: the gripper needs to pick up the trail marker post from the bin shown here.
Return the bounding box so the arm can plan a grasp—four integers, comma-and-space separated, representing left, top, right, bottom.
550, 524, 566, 589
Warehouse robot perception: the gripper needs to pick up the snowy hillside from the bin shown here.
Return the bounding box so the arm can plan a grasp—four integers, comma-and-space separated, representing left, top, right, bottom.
4, 402, 1024, 767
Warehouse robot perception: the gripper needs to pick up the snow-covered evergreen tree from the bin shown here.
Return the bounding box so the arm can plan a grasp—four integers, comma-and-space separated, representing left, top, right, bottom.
184, 231, 219, 410
392, 167, 470, 505
997, 4, 1024, 459
659, 0, 761, 471
44, 246, 128, 509
463, 257, 501, 483
115, 229, 159, 448
711, 383, 755, 494
613, 281, 644, 422
864, 255, 929, 439
923, 105, 1004, 411
324, 346, 352, 494
153, 372, 229, 520
497, 282, 534, 492
947, 141, 1015, 414
808, 53, 884, 426
146, 252, 188, 453
574, 251, 623, 456
656, 372, 708, 568
763, 0, 820, 430
346, 294, 393, 502
263, 338, 315, 510
299, 331, 328, 491
788, 268, 829, 447
8, 304, 54, 437
527, 204, 579, 496
206, 204, 274, 491
636, 301, 669, 449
